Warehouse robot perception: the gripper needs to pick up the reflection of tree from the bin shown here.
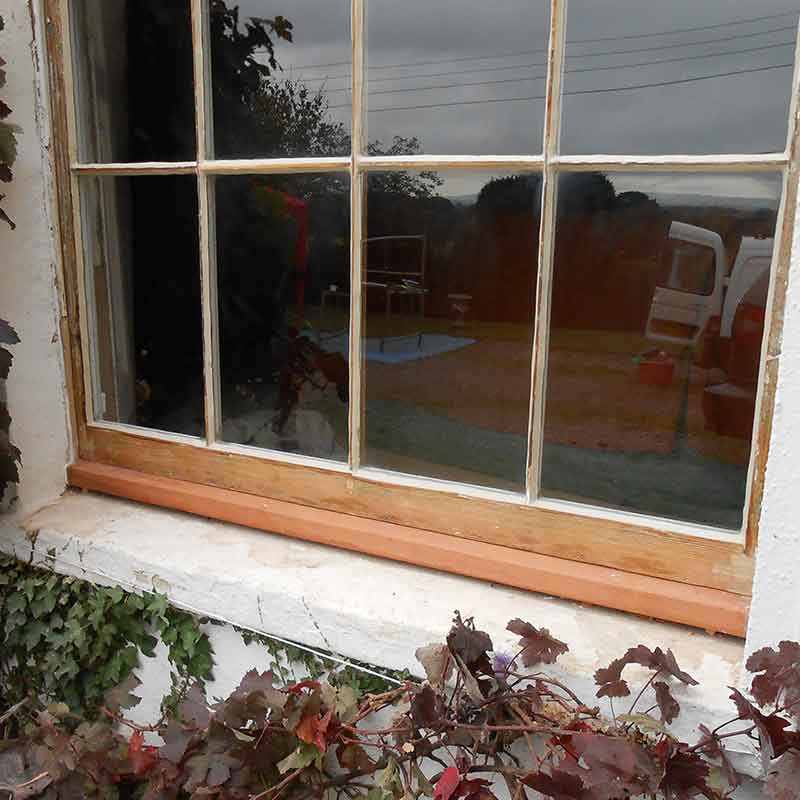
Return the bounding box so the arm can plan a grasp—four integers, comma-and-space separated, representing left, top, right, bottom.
366, 137, 443, 199
126, 2, 448, 430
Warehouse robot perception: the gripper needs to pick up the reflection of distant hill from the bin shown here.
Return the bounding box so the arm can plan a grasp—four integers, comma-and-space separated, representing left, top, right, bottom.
446, 194, 478, 207
653, 193, 778, 212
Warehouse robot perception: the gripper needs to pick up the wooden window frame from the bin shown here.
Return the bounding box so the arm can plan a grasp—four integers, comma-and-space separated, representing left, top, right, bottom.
43, 0, 800, 637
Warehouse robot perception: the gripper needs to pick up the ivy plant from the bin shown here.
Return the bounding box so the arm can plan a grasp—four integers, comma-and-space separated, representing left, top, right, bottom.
0, 554, 213, 716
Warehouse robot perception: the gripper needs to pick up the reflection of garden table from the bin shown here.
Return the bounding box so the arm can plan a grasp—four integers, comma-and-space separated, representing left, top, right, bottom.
322, 281, 429, 318
385, 281, 428, 317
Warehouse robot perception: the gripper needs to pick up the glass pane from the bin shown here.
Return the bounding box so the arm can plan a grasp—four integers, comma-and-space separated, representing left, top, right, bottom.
542, 171, 782, 529
362, 170, 541, 490
71, 0, 196, 163
80, 175, 203, 436
366, 0, 550, 155
561, 2, 800, 155
210, 0, 351, 158
215, 173, 350, 461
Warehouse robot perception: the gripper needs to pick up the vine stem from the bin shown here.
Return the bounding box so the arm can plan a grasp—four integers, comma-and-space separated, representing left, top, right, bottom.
628, 671, 662, 716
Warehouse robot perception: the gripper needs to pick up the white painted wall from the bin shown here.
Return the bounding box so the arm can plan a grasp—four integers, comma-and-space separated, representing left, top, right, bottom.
0, 0, 71, 516
746, 193, 800, 652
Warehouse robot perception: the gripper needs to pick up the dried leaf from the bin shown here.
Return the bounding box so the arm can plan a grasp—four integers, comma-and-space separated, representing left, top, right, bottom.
337, 743, 374, 771
447, 615, 492, 666
416, 644, 453, 687
410, 684, 440, 728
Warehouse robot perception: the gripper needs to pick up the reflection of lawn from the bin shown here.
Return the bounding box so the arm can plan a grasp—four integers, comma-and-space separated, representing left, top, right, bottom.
298, 306, 751, 524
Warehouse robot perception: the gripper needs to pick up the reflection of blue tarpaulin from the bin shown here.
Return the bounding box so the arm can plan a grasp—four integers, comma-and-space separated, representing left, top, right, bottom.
321, 331, 476, 364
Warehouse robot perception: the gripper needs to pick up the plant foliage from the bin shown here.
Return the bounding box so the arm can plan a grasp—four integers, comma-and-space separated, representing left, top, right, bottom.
2, 611, 800, 798
0, 13, 19, 229
0, 554, 213, 716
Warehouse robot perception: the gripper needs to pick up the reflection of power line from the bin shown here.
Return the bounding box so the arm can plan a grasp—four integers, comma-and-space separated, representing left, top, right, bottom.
326, 61, 792, 112
567, 9, 797, 43
289, 22, 797, 82
260, 10, 798, 72
321, 40, 795, 96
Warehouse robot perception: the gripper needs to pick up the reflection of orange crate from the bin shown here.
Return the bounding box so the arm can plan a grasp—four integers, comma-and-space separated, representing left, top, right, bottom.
702, 383, 755, 440
638, 358, 674, 386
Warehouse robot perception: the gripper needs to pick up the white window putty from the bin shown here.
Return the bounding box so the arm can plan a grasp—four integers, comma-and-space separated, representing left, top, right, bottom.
0, 1, 800, 795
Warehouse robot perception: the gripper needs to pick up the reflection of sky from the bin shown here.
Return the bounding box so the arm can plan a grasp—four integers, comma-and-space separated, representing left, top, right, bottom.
611, 173, 783, 207
562, 0, 800, 154
232, 0, 798, 159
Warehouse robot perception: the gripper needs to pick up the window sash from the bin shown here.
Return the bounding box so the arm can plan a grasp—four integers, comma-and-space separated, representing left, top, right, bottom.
46, 0, 800, 602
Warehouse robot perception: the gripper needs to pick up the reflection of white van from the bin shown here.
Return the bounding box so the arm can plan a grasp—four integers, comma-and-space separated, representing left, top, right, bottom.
646, 223, 774, 439
645, 222, 725, 345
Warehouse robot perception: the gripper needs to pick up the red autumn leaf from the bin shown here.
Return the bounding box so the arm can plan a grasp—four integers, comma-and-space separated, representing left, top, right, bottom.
507, 619, 569, 667
434, 766, 462, 800
296, 708, 333, 753
286, 679, 321, 695
128, 730, 158, 778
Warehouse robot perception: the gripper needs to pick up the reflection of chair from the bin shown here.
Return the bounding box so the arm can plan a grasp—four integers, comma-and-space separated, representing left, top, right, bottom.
365, 235, 428, 317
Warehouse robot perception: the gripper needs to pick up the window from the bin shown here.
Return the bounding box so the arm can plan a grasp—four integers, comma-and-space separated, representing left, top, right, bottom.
47, 0, 800, 635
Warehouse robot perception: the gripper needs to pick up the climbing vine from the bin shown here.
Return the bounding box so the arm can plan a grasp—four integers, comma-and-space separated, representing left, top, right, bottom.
239, 629, 412, 697
0, 554, 213, 717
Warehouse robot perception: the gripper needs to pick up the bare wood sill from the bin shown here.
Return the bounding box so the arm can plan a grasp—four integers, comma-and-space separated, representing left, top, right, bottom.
66, 460, 750, 636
